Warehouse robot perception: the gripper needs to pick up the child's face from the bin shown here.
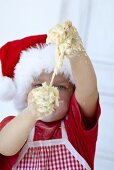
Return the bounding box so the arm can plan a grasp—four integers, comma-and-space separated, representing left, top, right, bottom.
32, 72, 74, 122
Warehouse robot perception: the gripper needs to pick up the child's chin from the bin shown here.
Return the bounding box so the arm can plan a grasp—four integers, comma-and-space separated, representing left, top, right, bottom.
41, 115, 59, 122
40, 107, 67, 122
41, 112, 65, 123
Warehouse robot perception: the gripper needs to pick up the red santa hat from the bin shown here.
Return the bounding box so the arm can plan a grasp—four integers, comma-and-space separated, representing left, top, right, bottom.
0, 34, 74, 111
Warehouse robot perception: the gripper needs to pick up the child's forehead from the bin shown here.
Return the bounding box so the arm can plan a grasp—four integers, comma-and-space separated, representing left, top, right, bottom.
34, 71, 70, 84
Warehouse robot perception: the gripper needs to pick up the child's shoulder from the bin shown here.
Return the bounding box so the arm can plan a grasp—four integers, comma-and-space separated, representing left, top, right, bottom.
0, 116, 15, 130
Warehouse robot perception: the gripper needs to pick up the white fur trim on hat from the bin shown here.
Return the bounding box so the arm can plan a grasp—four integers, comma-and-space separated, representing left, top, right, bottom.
0, 76, 16, 100
13, 44, 74, 111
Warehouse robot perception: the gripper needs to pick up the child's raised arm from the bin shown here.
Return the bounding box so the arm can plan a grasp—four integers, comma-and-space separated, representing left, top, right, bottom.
48, 20, 98, 123
46, 20, 98, 122
69, 52, 98, 120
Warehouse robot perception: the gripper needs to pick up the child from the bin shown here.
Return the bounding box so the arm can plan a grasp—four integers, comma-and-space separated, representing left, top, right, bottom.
0, 21, 100, 170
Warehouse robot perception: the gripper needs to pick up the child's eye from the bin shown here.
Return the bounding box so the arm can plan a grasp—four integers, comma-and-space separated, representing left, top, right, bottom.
34, 84, 42, 88
56, 85, 66, 90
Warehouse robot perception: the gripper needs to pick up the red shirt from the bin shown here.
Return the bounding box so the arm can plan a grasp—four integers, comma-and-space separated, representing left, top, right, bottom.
0, 95, 100, 170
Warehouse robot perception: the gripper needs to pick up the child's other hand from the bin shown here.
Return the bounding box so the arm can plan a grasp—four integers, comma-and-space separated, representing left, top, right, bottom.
46, 21, 85, 59
63, 28, 86, 59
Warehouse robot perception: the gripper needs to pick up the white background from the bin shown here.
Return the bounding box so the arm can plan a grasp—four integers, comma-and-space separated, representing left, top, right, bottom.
0, 0, 114, 169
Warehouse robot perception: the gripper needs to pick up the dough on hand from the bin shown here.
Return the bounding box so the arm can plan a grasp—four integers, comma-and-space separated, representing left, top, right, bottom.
31, 82, 59, 115
46, 20, 85, 75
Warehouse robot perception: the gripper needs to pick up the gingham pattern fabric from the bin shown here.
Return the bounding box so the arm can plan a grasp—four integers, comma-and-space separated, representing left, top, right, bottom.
16, 144, 86, 170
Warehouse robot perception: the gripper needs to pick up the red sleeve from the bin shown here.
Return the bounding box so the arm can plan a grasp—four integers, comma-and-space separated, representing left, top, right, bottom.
0, 116, 15, 130
65, 94, 101, 169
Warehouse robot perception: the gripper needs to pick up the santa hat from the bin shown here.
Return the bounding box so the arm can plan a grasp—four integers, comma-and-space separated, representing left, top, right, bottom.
0, 34, 74, 111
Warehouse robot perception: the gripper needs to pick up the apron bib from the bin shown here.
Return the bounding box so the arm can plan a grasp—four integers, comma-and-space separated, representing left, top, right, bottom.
12, 121, 91, 170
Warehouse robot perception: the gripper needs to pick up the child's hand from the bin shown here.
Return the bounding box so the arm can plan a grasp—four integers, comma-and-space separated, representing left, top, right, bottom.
46, 20, 87, 66
27, 91, 44, 120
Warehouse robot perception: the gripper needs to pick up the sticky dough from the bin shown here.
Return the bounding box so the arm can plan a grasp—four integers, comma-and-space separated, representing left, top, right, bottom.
31, 20, 80, 115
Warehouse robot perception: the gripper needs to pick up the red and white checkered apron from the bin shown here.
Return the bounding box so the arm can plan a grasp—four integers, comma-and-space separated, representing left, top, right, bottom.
12, 121, 91, 170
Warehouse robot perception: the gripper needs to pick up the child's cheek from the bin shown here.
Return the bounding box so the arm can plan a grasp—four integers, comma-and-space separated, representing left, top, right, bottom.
59, 91, 71, 105
55, 100, 68, 118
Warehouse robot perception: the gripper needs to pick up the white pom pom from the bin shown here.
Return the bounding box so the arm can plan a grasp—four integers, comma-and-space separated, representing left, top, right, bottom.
0, 76, 16, 100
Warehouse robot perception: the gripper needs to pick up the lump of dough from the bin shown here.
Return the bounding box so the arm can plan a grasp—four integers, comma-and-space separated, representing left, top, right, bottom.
31, 82, 59, 115
46, 20, 85, 75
